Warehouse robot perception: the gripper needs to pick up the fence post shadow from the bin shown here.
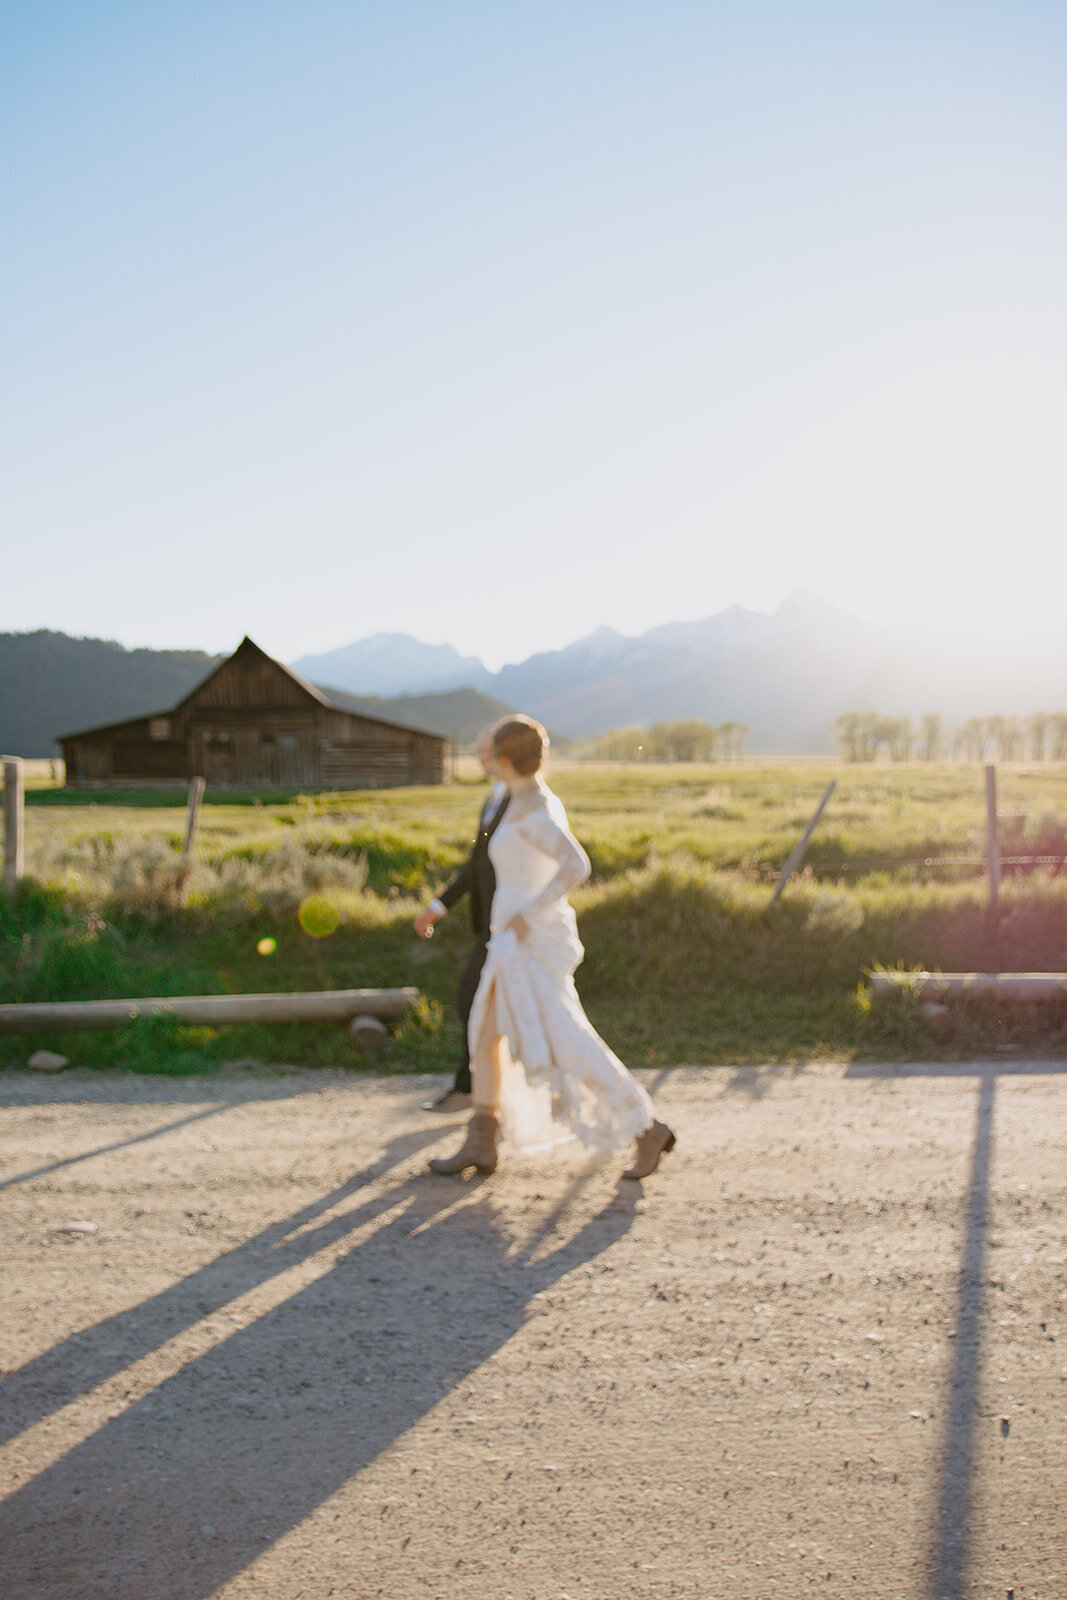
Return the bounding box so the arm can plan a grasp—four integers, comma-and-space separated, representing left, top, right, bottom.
932, 1066, 996, 1600
846, 1059, 1023, 1600
0, 1103, 233, 1193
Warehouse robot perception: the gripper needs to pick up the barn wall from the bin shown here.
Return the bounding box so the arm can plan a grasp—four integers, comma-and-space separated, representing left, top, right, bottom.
113, 739, 189, 781
319, 710, 445, 788
60, 640, 447, 788
64, 715, 445, 789
408, 735, 445, 784
190, 720, 320, 787
63, 717, 189, 785
62, 738, 107, 784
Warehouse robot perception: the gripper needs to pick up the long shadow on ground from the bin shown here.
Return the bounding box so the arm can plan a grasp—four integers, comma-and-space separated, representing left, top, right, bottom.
0, 1128, 637, 1599
846, 1058, 1067, 1600
0, 1104, 232, 1193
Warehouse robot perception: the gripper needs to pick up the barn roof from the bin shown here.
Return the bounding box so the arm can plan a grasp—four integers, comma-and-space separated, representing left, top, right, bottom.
181, 635, 333, 712
59, 636, 446, 744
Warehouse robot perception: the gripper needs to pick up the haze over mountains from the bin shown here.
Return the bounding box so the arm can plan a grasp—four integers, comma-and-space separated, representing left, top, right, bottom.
296, 592, 1067, 749
0, 632, 509, 758
4, 593, 1065, 758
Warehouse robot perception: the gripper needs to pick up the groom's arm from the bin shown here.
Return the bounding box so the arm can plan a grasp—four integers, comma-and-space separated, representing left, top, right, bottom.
413, 841, 477, 937
437, 854, 476, 911
414, 786, 500, 937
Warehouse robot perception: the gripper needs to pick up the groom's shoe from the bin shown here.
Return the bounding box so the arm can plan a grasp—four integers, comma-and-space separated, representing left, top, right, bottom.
622, 1119, 676, 1180
421, 1087, 472, 1115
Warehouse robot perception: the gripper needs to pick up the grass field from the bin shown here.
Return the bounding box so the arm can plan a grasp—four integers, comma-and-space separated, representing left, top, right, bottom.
4, 759, 1067, 1074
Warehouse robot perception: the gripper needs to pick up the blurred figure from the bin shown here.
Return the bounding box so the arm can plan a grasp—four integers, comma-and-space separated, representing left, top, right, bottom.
414, 725, 509, 1113
429, 716, 675, 1181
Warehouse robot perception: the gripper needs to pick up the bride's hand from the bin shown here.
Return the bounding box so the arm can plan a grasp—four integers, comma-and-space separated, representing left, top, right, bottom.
505, 912, 529, 941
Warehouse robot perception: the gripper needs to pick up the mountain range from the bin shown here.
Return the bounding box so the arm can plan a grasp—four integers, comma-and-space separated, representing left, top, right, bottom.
295, 593, 1067, 749
0, 632, 511, 758
4, 594, 1065, 759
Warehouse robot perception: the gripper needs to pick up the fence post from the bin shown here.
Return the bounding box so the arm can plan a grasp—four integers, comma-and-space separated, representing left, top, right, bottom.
769, 779, 837, 906
177, 775, 206, 886
183, 775, 206, 857
984, 763, 1001, 915
3, 757, 25, 894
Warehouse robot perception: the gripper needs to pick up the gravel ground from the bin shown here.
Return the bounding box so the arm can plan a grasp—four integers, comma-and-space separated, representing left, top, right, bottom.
0, 1059, 1064, 1600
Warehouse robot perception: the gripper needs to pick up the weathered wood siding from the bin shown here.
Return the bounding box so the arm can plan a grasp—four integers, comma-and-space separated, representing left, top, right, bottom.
319, 707, 443, 787
66, 716, 188, 785
60, 637, 447, 789
185, 647, 313, 713
320, 735, 442, 788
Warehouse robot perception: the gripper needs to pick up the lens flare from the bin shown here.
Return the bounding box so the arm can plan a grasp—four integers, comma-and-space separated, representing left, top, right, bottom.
298, 894, 340, 938
256, 937, 277, 956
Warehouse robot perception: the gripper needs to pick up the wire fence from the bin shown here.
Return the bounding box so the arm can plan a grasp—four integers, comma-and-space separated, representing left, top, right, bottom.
762, 853, 1067, 877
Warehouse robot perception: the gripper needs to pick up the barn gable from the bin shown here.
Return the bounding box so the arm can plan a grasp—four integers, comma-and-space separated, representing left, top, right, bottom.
179, 636, 329, 715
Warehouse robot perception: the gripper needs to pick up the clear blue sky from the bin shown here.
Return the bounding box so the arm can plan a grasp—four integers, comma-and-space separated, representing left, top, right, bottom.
3, 1, 1065, 669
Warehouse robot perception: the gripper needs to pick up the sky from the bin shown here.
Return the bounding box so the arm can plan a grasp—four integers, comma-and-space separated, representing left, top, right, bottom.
2, 1, 1065, 671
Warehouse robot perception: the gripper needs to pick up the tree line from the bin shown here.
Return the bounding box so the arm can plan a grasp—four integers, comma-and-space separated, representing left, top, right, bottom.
0, 630, 223, 758
577, 719, 750, 761
833, 711, 1067, 763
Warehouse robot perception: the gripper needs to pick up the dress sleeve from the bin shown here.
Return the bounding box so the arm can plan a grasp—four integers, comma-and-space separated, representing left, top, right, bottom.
514, 806, 591, 917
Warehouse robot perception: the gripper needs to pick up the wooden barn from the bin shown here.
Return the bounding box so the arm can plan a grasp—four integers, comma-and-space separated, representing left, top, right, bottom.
60, 637, 447, 790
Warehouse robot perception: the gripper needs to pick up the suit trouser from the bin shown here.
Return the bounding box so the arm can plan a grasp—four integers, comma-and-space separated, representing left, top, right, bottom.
453, 936, 489, 1094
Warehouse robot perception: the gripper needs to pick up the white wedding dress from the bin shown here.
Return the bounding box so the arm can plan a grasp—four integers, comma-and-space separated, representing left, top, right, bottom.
468, 777, 653, 1153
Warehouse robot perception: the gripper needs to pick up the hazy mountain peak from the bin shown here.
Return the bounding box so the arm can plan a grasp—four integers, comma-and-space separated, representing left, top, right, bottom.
293, 634, 490, 697
565, 624, 628, 656
776, 589, 854, 624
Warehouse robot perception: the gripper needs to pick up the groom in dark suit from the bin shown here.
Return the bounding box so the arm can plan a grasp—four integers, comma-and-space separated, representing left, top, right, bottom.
414, 726, 509, 1113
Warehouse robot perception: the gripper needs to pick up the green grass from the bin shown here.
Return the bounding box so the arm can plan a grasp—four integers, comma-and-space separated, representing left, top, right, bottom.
4, 760, 1067, 1074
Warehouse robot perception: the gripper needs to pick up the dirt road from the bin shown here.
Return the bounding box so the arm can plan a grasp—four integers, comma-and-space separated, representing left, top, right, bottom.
1, 1061, 1063, 1599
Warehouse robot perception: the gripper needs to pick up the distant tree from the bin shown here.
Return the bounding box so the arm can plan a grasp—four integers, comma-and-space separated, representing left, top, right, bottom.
646, 719, 719, 761
588, 725, 649, 760
833, 713, 863, 762
1026, 713, 1049, 761
717, 720, 750, 759
833, 711, 882, 762
1048, 713, 1067, 761
0, 630, 223, 758
676, 719, 719, 760
955, 717, 994, 762
918, 713, 944, 762
992, 715, 1023, 762
585, 719, 723, 761
880, 715, 913, 762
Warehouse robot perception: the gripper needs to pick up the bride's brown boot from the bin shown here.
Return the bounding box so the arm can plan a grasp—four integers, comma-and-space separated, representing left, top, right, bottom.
622, 1118, 676, 1180
428, 1111, 499, 1176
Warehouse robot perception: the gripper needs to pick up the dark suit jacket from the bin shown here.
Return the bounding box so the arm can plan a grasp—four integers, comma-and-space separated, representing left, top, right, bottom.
438, 786, 510, 940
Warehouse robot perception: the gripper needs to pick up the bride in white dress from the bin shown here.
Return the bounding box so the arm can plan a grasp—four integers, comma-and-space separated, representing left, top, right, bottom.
429, 716, 676, 1181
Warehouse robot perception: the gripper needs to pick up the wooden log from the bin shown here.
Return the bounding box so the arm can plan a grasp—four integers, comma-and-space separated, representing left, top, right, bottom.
919, 1000, 955, 1041
870, 972, 1067, 1003
349, 1015, 390, 1053
3, 756, 24, 894
0, 987, 418, 1036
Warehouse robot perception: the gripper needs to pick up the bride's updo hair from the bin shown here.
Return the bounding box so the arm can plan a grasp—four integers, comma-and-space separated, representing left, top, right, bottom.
493, 715, 548, 776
